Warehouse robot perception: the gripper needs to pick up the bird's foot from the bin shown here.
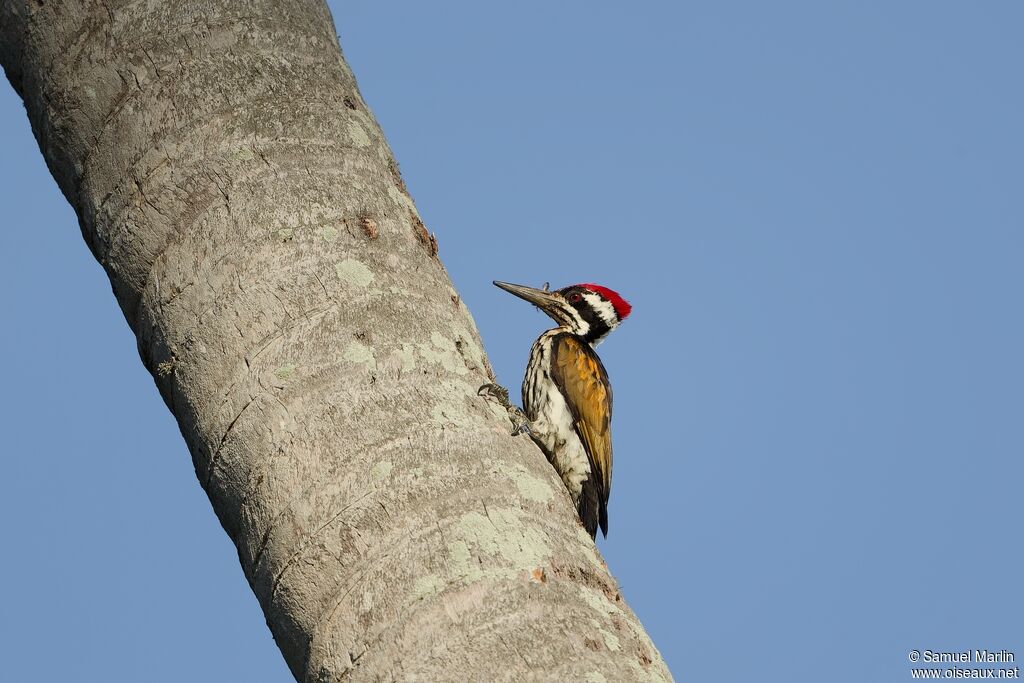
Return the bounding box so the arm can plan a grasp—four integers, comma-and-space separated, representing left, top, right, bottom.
507, 405, 532, 436
478, 382, 510, 405
478, 383, 532, 436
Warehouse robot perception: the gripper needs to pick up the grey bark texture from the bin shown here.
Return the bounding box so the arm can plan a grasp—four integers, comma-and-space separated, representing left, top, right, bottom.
1, 1, 673, 681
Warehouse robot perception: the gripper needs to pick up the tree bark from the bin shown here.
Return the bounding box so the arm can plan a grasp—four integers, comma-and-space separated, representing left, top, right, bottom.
1, 1, 672, 680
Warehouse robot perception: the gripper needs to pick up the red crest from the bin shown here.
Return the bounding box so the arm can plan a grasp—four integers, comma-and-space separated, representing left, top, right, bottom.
577, 283, 632, 320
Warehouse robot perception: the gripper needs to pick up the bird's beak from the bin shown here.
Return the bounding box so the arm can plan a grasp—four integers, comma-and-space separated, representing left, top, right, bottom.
493, 281, 562, 317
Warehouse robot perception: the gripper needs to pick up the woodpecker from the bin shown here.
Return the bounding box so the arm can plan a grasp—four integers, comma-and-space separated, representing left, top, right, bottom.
486, 280, 632, 538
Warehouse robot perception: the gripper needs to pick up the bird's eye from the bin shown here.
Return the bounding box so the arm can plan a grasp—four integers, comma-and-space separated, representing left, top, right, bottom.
568, 292, 582, 303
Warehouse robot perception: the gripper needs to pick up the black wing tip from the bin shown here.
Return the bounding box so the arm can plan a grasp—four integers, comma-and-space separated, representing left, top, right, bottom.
579, 483, 608, 540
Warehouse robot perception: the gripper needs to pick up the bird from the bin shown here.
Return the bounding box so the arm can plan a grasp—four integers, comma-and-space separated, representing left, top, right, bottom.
484, 280, 632, 538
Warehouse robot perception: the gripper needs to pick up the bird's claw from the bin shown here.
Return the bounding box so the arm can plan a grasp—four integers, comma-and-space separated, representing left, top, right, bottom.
507, 405, 532, 436
477, 382, 510, 405
478, 383, 532, 436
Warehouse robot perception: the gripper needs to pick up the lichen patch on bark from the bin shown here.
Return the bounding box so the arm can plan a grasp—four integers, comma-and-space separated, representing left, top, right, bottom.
416, 332, 469, 376
392, 344, 416, 372
369, 460, 392, 481
333, 258, 374, 287
447, 508, 552, 584
343, 340, 376, 369
275, 363, 297, 380
346, 120, 370, 147
412, 575, 445, 600
511, 463, 555, 503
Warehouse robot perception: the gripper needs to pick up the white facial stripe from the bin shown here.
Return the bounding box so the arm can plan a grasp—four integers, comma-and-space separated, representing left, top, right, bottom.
545, 301, 589, 336
583, 292, 618, 328
565, 305, 590, 336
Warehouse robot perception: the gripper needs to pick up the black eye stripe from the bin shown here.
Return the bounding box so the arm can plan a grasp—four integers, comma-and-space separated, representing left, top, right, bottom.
574, 297, 610, 342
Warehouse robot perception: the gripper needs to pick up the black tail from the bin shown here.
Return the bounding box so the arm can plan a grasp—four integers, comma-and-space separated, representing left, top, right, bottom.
579, 480, 607, 539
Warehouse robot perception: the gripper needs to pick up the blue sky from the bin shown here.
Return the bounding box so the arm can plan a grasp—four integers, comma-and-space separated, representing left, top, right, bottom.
2, 2, 1021, 681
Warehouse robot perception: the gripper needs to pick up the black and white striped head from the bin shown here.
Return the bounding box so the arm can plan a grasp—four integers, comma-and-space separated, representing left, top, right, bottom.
493, 281, 632, 345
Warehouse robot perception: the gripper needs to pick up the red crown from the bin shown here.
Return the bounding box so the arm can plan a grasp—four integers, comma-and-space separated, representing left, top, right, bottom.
577, 283, 632, 320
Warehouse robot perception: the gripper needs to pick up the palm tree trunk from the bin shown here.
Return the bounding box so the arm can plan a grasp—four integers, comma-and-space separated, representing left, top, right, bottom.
0, 1, 672, 680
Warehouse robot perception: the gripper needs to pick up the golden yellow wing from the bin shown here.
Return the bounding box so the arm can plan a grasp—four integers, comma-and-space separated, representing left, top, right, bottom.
550, 333, 613, 536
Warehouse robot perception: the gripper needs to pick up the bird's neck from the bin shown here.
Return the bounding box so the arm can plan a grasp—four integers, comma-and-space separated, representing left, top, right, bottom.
550, 324, 609, 348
